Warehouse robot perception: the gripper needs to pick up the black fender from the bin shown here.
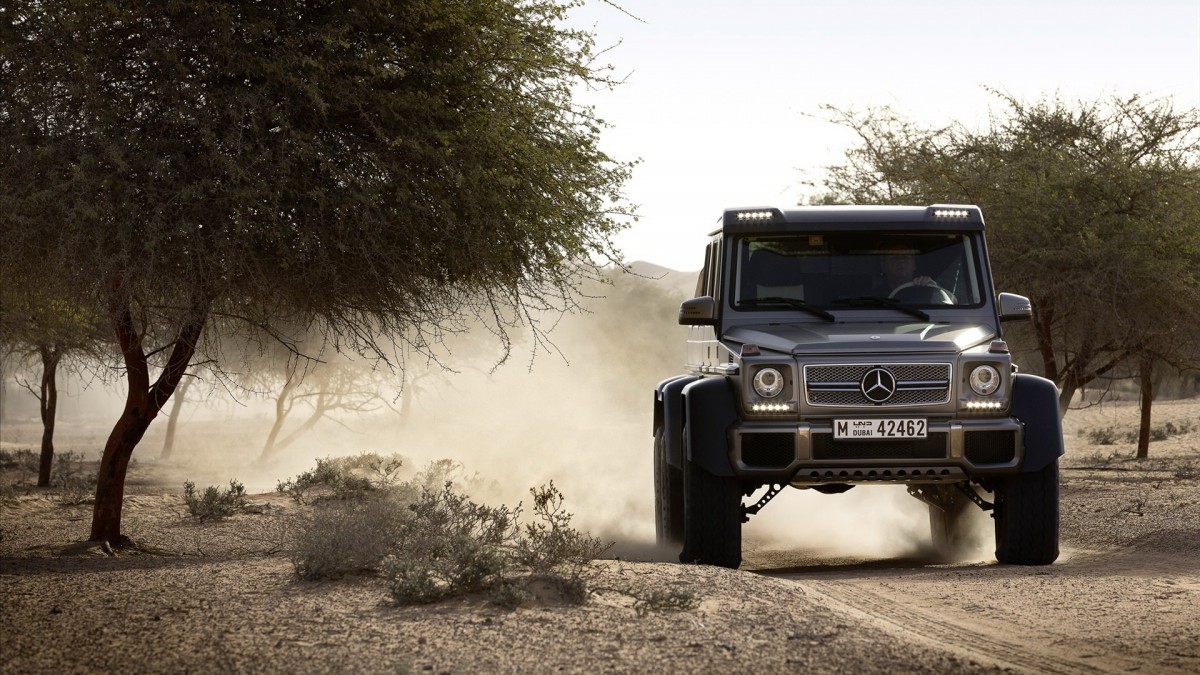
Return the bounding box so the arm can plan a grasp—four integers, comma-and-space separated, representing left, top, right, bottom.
655, 375, 698, 470
1011, 373, 1065, 472
682, 377, 738, 477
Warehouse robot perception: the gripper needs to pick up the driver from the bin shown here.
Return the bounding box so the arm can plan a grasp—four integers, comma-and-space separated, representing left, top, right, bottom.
877, 242, 934, 296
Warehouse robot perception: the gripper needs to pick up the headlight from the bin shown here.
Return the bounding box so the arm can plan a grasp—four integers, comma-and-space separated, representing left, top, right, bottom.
969, 365, 1000, 396
753, 368, 784, 398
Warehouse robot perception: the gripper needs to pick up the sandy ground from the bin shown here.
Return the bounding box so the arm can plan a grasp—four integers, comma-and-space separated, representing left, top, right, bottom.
2, 398, 1199, 674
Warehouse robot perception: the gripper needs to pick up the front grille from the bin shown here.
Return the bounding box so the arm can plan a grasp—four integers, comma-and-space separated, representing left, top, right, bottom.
965, 430, 1017, 464
812, 432, 948, 460
741, 433, 795, 468
805, 363, 952, 407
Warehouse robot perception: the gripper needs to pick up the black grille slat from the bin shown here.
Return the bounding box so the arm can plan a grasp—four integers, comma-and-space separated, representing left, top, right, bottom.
965, 430, 1016, 464
805, 363, 952, 407
741, 433, 795, 468
812, 433, 948, 460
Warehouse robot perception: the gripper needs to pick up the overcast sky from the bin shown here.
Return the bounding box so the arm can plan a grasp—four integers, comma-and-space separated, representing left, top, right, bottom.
567, 0, 1200, 271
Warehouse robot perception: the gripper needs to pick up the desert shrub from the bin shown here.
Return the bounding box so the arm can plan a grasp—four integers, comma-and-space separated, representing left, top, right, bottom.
291, 496, 410, 579
511, 482, 611, 604
276, 453, 405, 505
287, 470, 610, 607
383, 482, 518, 604
1086, 427, 1120, 445
52, 452, 94, 505
182, 479, 248, 522
627, 583, 701, 617
1175, 460, 1198, 480
1086, 421, 1194, 447
0, 448, 38, 473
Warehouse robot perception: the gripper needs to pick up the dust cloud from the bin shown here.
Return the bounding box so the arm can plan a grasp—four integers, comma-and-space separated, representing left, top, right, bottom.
0, 263, 992, 565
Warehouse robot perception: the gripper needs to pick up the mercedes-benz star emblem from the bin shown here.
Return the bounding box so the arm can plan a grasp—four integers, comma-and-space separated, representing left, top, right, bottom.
861, 368, 897, 403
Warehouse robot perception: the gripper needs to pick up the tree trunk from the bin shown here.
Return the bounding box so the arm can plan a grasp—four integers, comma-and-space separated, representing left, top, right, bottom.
260, 375, 300, 461
1136, 353, 1154, 460
90, 293, 208, 544
261, 391, 329, 461
36, 344, 62, 488
159, 375, 192, 461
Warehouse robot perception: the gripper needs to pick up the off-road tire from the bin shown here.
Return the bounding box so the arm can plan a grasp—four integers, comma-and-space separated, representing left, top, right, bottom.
994, 460, 1060, 565
928, 484, 985, 561
679, 451, 742, 569
653, 427, 684, 547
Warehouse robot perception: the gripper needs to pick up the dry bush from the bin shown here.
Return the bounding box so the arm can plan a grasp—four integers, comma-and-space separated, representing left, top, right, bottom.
292, 495, 410, 579
383, 482, 518, 604
52, 451, 94, 505
276, 453, 405, 505
182, 479, 248, 522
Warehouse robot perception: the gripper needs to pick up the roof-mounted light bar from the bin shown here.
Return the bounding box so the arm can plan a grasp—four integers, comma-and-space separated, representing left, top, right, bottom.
932, 208, 970, 219
736, 210, 775, 221
723, 207, 784, 227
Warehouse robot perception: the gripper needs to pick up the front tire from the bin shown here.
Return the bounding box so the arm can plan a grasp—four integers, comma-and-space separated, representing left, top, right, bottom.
653, 427, 684, 547
679, 450, 742, 569
994, 460, 1060, 565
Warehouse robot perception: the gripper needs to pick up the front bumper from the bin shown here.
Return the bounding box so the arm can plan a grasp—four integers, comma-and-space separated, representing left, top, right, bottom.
730, 417, 1023, 485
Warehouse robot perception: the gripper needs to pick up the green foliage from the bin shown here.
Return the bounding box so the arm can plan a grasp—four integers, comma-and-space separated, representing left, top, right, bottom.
182, 479, 248, 522
2, 0, 633, 542
818, 94, 1200, 409
1, 0, 632, 359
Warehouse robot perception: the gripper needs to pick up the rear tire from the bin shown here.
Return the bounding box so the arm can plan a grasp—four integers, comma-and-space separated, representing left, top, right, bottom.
653, 427, 684, 547
994, 460, 1060, 565
679, 449, 742, 569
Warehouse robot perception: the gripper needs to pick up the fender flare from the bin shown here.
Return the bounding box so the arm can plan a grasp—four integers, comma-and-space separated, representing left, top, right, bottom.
682, 377, 738, 477
655, 375, 698, 470
1011, 373, 1065, 472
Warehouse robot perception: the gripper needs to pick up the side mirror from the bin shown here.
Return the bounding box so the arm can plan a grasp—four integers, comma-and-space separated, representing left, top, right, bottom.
679, 296, 717, 326
998, 292, 1033, 322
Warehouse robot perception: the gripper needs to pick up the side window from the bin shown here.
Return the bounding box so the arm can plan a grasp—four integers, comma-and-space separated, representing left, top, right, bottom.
694, 243, 713, 298
707, 240, 722, 299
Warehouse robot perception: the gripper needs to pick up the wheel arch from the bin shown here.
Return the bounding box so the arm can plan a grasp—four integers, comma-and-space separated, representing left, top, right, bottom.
1011, 373, 1065, 473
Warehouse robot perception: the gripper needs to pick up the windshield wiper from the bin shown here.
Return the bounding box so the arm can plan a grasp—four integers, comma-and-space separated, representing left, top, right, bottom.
830, 296, 931, 322
741, 296, 836, 322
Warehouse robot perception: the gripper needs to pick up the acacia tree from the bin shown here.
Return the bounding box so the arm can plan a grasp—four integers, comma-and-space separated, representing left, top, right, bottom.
816, 94, 1200, 419
0, 284, 108, 486
0, 0, 632, 544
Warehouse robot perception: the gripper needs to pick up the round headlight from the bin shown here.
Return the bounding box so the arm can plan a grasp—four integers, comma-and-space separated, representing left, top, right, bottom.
970, 365, 1001, 396
753, 368, 785, 398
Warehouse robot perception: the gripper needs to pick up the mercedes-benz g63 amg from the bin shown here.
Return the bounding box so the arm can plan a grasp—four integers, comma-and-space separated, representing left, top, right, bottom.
653, 205, 1062, 568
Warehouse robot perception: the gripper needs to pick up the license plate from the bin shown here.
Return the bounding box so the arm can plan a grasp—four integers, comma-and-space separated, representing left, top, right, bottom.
833, 418, 927, 440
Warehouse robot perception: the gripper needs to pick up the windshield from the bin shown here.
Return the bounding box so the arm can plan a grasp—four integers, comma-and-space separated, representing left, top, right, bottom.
732, 232, 983, 311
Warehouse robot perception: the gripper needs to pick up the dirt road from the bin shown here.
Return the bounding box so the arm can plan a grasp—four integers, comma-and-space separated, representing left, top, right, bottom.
746, 543, 1200, 674
2, 399, 1198, 673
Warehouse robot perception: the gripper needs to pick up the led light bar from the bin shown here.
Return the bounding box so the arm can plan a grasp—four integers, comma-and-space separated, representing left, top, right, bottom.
965, 400, 1005, 411
736, 210, 775, 221
932, 208, 970, 219
750, 402, 794, 413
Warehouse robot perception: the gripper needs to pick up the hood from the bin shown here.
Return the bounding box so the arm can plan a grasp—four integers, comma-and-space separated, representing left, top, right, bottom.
724, 322, 996, 356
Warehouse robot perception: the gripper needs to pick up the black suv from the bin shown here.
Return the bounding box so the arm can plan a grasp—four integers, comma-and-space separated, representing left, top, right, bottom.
654, 205, 1062, 568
